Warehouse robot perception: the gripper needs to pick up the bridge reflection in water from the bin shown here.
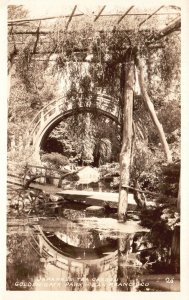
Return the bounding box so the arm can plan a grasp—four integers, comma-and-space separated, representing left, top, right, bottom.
33, 227, 118, 291
7, 216, 179, 292
28, 218, 140, 291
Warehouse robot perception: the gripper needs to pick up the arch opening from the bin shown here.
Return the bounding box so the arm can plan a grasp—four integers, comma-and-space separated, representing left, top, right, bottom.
39, 109, 121, 167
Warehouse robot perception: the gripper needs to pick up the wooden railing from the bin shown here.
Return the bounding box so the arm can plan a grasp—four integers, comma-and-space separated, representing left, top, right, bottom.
27, 93, 120, 146
28, 97, 64, 141
7, 161, 79, 187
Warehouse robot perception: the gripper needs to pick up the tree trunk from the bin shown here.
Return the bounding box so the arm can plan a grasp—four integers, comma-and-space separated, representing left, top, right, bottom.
118, 59, 135, 222
136, 55, 172, 163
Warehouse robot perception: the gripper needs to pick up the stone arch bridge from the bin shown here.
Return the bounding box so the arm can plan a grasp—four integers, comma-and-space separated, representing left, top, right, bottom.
26, 93, 120, 161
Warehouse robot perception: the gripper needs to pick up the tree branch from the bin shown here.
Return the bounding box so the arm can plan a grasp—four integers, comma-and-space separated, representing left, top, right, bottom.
147, 18, 181, 44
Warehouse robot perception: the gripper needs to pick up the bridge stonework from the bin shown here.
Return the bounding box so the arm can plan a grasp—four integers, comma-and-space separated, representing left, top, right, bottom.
26, 93, 120, 162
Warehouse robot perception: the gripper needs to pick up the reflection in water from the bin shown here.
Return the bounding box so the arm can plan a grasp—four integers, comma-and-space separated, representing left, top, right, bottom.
6, 232, 45, 290
30, 223, 119, 291
7, 200, 180, 292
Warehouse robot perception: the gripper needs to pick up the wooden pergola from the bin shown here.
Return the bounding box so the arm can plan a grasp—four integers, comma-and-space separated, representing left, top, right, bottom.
8, 5, 180, 26
8, 4, 181, 222
8, 5, 181, 49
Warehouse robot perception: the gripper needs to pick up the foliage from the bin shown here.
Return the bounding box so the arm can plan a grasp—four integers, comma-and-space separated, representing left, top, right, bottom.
9, 10, 180, 131
52, 27, 180, 170
161, 207, 180, 230
158, 100, 181, 134
99, 162, 120, 178
8, 5, 28, 19
7, 146, 36, 167
138, 205, 179, 274
9, 6, 181, 122
8, 65, 59, 158
8, 6, 60, 153
98, 146, 180, 200
147, 100, 181, 150
43, 115, 120, 166
8, 6, 181, 205
159, 161, 180, 198
41, 152, 69, 169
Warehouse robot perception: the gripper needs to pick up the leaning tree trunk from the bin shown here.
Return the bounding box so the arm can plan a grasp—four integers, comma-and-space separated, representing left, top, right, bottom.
136, 55, 172, 163
118, 59, 135, 223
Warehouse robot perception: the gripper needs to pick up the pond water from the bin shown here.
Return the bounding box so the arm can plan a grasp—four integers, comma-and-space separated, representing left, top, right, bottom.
6, 187, 180, 292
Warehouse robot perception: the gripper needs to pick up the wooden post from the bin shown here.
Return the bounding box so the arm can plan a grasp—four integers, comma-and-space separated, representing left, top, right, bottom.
118, 59, 135, 222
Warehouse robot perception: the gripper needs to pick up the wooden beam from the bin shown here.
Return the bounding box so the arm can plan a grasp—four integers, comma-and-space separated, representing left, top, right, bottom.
117, 6, 134, 24
8, 11, 179, 25
147, 18, 181, 44
65, 5, 77, 31
101, 12, 179, 16
159, 17, 181, 37
139, 6, 164, 28
8, 13, 83, 25
166, 15, 180, 27
8, 22, 30, 26
94, 5, 106, 22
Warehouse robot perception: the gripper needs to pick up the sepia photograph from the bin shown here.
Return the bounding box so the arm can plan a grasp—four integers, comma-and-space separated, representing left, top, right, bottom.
1, 0, 188, 298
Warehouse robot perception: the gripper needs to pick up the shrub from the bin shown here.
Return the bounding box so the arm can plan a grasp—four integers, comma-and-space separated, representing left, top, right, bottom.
41, 152, 69, 169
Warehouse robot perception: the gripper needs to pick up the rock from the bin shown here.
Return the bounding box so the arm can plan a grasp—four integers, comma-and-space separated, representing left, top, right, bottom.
77, 166, 100, 184
127, 213, 140, 221
50, 195, 62, 202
